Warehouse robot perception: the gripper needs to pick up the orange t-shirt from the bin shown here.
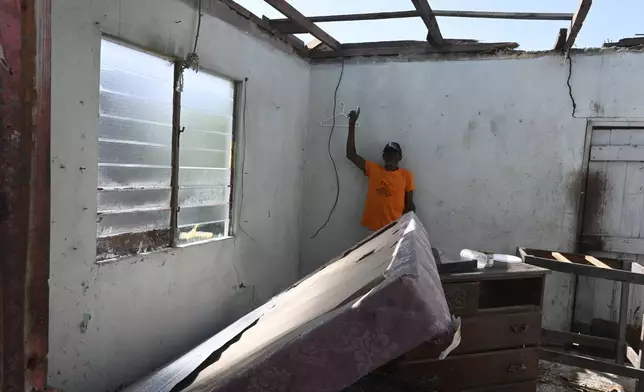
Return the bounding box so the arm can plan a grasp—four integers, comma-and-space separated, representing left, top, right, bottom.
361, 160, 415, 230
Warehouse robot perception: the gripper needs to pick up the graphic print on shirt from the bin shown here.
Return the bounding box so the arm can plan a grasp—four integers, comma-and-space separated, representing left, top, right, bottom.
376, 180, 392, 197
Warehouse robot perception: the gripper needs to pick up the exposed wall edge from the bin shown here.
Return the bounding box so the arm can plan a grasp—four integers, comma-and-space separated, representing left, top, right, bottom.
311, 46, 644, 65
181, 0, 310, 62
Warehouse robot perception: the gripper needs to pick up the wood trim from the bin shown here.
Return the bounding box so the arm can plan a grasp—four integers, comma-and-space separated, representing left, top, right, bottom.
540, 348, 644, 379
628, 345, 641, 368
263, 0, 341, 50
588, 119, 644, 129
551, 252, 573, 263
522, 254, 644, 285
618, 264, 631, 365
170, 62, 182, 247
542, 329, 616, 350
310, 42, 519, 59
591, 146, 644, 162
564, 0, 592, 52
583, 236, 644, 255
268, 10, 574, 34
575, 120, 599, 255
411, 0, 445, 46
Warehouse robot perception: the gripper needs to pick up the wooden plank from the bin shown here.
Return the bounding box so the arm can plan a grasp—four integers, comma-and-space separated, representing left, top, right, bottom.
554, 28, 568, 52
402, 311, 541, 360
630, 259, 644, 326
618, 263, 632, 365
306, 38, 323, 50
628, 344, 641, 368
523, 254, 644, 285
605, 38, 644, 48
268, 10, 574, 33
585, 255, 611, 269
620, 163, 644, 238
441, 260, 549, 283
465, 381, 536, 392
263, 0, 341, 50
639, 310, 644, 369
602, 162, 628, 235
592, 146, 644, 162
584, 236, 644, 255
411, 0, 445, 46
591, 129, 611, 146
564, 0, 593, 52
540, 348, 644, 379
552, 252, 573, 263
395, 348, 538, 390
630, 129, 644, 145
310, 42, 519, 59
583, 161, 608, 236
542, 329, 616, 350
611, 129, 632, 145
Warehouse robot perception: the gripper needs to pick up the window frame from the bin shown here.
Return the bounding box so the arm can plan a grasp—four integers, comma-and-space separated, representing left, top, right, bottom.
96, 38, 238, 262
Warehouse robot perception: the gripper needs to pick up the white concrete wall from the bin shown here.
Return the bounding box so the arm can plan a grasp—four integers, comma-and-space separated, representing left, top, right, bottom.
50, 1, 309, 391
302, 51, 644, 331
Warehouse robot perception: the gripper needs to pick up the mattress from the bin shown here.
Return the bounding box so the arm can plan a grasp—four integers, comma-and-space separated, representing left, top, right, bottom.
125, 212, 454, 392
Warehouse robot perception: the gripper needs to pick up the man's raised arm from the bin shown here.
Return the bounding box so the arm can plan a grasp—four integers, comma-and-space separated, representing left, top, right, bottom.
346, 109, 366, 172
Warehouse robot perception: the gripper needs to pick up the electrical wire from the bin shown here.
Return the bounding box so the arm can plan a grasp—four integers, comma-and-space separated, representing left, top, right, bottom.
311, 57, 346, 239
238, 79, 254, 241
566, 52, 577, 118
193, 0, 202, 54
184, 0, 202, 71
230, 79, 252, 291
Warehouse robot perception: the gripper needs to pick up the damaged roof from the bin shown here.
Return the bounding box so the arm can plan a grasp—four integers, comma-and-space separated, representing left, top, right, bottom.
217, 0, 594, 59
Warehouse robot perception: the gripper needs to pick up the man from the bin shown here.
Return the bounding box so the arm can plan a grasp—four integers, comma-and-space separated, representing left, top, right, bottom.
346, 109, 415, 231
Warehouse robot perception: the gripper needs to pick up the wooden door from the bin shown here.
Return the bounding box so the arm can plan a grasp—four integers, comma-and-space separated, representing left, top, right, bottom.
577, 126, 644, 328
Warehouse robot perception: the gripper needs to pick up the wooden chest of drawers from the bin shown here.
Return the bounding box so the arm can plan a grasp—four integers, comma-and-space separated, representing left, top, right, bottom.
387, 262, 550, 392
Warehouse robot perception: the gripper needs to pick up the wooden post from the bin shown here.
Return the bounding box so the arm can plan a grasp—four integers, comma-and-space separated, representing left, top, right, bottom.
617, 260, 632, 365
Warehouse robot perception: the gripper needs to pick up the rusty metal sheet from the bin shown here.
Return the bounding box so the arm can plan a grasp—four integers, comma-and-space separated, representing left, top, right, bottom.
0, 0, 51, 390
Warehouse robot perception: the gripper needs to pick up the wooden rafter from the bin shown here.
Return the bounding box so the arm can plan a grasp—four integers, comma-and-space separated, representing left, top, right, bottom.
564, 0, 592, 52
269, 10, 574, 34
263, 0, 341, 51
554, 28, 568, 52
410, 0, 444, 46
309, 41, 519, 59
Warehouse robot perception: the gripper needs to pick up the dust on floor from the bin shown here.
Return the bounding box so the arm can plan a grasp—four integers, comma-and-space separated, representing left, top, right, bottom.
539, 360, 636, 392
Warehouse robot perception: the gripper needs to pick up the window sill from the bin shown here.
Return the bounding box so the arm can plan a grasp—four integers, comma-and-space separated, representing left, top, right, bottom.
96, 235, 235, 265
176, 235, 234, 249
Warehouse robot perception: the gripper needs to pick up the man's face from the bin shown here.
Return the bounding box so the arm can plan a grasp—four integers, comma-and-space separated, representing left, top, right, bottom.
382, 149, 402, 166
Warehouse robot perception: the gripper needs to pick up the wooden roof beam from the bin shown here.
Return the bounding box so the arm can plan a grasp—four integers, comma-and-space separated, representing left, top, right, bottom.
263, 0, 341, 51
268, 10, 574, 35
309, 41, 519, 59
410, 0, 444, 46
554, 28, 568, 52
564, 0, 592, 52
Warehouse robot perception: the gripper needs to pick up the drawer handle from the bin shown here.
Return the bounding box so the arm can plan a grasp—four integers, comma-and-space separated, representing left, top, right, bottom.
507, 363, 527, 373
510, 323, 529, 333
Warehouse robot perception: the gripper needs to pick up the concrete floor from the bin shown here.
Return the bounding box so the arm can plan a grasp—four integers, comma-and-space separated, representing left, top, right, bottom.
538, 360, 636, 392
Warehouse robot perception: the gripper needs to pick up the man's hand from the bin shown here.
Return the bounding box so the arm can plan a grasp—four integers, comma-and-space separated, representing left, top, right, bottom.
346, 108, 365, 172
348, 108, 361, 124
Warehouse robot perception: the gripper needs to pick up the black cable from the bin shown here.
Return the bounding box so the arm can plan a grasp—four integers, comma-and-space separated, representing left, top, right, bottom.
193, 0, 202, 54
566, 52, 577, 118
311, 57, 345, 239
238, 78, 254, 240
183, 0, 202, 71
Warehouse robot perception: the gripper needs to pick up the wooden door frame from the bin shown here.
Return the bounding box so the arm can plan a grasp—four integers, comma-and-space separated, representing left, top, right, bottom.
575, 118, 644, 254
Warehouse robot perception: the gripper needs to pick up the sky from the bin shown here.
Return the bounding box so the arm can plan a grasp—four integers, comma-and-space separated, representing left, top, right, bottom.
234, 0, 642, 51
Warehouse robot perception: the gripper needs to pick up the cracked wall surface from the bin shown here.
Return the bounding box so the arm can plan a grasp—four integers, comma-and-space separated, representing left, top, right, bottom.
50, 0, 309, 391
